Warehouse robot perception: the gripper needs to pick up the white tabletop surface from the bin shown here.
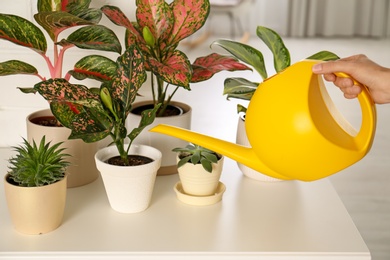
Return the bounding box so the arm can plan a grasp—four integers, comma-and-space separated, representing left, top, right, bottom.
0, 146, 370, 260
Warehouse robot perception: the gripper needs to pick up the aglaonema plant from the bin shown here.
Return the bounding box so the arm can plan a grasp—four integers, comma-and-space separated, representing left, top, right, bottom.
0, 0, 121, 93
32, 45, 160, 166
212, 26, 340, 114
100, 0, 251, 116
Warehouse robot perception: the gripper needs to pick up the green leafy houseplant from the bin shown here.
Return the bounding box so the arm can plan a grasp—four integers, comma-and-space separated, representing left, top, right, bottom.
7, 136, 70, 187
173, 144, 222, 173
0, 0, 121, 95
101, 0, 251, 116
33, 45, 160, 166
212, 25, 340, 114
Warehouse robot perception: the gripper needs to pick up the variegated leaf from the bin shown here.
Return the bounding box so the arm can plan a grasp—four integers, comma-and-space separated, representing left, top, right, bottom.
256, 26, 290, 73
191, 53, 251, 83
168, 0, 210, 45
34, 78, 99, 102
0, 14, 47, 54
72, 8, 102, 24
136, 0, 174, 48
212, 39, 267, 80
34, 11, 94, 41
307, 51, 340, 61
50, 100, 81, 128
37, 0, 62, 12
63, 25, 122, 54
0, 60, 38, 76
148, 50, 191, 88
110, 46, 146, 111
69, 55, 117, 82
223, 77, 259, 101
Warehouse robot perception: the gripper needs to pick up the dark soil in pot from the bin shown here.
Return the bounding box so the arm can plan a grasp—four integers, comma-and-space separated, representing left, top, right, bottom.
107, 155, 154, 166
131, 104, 183, 117
30, 116, 62, 127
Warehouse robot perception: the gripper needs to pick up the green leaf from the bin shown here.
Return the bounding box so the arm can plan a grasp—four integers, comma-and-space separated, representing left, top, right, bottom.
0, 60, 38, 76
0, 14, 47, 54
127, 103, 161, 142
63, 25, 122, 54
37, 0, 62, 12
256, 26, 290, 73
200, 158, 212, 173
223, 77, 258, 101
306, 51, 340, 61
212, 39, 267, 79
69, 55, 117, 82
237, 104, 247, 114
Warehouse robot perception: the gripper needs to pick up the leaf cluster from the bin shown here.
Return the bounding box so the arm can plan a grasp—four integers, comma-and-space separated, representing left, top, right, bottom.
173, 144, 221, 173
101, 0, 251, 115
7, 136, 70, 187
212, 26, 340, 114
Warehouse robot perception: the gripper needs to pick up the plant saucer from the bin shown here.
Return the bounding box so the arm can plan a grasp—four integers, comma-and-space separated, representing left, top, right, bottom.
173, 181, 226, 206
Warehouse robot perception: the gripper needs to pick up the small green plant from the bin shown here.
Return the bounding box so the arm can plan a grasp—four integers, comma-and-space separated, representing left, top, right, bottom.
172, 144, 221, 173
7, 136, 70, 187
212, 25, 340, 114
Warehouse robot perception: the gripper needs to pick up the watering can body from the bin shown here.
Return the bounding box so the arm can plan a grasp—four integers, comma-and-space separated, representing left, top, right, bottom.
151, 60, 377, 181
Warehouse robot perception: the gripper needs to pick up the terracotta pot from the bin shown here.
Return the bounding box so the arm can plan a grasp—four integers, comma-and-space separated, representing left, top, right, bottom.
236, 116, 283, 182
26, 109, 99, 188
4, 174, 67, 235
177, 156, 224, 196
127, 101, 192, 175
95, 144, 162, 213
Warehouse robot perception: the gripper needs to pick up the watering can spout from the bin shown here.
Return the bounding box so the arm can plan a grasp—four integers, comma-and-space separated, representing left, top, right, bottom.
150, 124, 290, 180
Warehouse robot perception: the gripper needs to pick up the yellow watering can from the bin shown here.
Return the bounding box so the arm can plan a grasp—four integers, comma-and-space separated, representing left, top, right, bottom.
150, 60, 377, 181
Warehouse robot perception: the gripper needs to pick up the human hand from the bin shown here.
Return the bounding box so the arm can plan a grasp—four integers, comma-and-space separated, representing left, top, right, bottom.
312, 54, 390, 104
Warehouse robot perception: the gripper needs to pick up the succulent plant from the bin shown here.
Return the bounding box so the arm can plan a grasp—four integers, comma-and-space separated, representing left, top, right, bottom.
7, 136, 70, 187
172, 144, 221, 173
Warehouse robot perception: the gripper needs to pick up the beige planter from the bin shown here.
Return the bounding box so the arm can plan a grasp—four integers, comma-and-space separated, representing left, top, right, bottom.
177, 156, 224, 196
236, 116, 283, 182
127, 101, 191, 175
27, 109, 99, 188
4, 174, 67, 235
95, 144, 162, 213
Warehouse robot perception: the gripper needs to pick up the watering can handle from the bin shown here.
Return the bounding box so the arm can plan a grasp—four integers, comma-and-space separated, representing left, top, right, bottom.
334, 72, 377, 151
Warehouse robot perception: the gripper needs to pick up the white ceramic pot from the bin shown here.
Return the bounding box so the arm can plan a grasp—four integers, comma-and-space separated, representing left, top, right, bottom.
177, 156, 224, 196
27, 109, 99, 188
95, 144, 162, 213
127, 101, 191, 175
236, 116, 283, 182
4, 174, 67, 235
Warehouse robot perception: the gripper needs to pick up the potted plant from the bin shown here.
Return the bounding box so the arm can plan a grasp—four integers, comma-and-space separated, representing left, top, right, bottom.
4, 136, 70, 235
172, 144, 225, 206
101, 0, 250, 175
211, 25, 340, 182
33, 45, 162, 214
0, 0, 122, 187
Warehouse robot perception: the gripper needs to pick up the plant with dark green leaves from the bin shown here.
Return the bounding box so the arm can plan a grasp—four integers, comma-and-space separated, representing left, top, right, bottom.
33, 45, 160, 166
0, 0, 121, 92
101, 0, 250, 116
7, 136, 70, 187
173, 144, 221, 173
212, 25, 340, 114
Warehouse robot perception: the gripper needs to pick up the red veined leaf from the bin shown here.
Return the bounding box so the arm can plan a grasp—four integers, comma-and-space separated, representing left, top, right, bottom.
148, 50, 191, 88
191, 53, 251, 83
69, 55, 117, 82
0, 60, 38, 76
168, 0, 210, 45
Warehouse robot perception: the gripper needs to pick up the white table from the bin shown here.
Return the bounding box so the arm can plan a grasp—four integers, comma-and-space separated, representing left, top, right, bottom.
0, 147, 370, 259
